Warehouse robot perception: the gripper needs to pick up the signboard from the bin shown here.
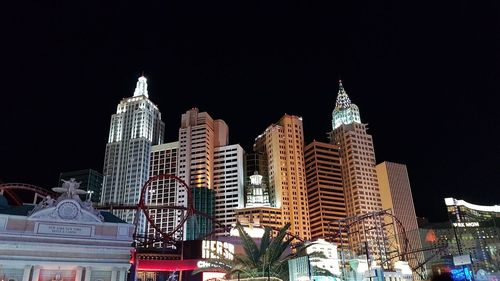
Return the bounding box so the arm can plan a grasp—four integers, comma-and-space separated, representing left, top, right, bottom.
37, 223, 92, 237
453, 222, 479, 227
453, 255, 472, 266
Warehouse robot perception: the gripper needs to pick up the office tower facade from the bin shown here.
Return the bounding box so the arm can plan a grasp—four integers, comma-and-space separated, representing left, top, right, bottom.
58, 169, 103, 203
148, 142, 180, 246
376, 161, 424, 274
102, 76, 164, 231
254, 114, 311, 240
304, 140, 347, 243
329, 81, 383, 257
177, 108, 228, 240
213, 144, 245, 235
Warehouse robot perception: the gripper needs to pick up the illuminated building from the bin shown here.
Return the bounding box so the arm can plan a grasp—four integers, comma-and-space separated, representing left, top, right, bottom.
0, 180, 133, 281
58, 169, 103, 203
306, 238, 342, 276
213, 144, 245, 235
236, 169, 280, 229
253, 114, 311, 240
304, 140, 346, 243
444, 197, 500, 272
148, 141, 181, 246
135, 239, 234, 281
177, 108, 228, 240
101, 76, 165, 233
328, 80, 384, 258
245, 171, 271, 208
376, 161, 424, 273
418, 198, 500, 277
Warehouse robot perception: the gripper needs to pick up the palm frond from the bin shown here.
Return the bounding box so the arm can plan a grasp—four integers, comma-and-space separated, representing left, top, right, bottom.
236, 222, 261, 264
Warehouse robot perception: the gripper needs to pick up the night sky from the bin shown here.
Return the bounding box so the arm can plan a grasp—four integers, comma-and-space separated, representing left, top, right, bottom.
2, 1, 499, 222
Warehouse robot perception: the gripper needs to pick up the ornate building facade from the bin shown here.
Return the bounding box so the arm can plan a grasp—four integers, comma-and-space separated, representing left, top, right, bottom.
0, 179, 134, 281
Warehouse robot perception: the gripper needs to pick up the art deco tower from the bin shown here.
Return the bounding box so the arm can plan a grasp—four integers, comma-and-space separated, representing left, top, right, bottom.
101, 76, 164, 231
329, 81, 383, 257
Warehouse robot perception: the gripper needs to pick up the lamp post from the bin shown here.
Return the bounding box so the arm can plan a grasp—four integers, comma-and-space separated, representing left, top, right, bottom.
86, 190, 94, 201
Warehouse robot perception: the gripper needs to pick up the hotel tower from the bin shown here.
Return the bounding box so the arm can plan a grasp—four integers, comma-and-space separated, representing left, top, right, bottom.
304, 140, 346, 244
329, 80, 384, 257
101, 76, 165, 233
177, 108, 230, 240
253, 114, 311, 240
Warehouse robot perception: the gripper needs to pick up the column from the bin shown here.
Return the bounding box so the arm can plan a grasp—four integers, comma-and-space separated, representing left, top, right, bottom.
22, 265, 32, 281
110, 269, 117, 281
75, 267, 83, 281
32, 266, 41, 281
83, 267, 91, 281
118, 269, 126, 281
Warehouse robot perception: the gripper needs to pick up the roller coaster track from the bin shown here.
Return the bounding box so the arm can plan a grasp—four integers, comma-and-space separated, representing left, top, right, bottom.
0, 183, 56, 205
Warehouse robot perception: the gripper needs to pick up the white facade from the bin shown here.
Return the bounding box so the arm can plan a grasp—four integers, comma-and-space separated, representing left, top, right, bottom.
148, 142, 180, 246
0, 181, 134, 281
213, 144, 245, 235
245, 171, 271, 208
101, 76, 164, 233
307, 239, 341, 276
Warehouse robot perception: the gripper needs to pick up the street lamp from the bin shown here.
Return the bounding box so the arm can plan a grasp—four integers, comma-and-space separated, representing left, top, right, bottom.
86, 190, 94, 201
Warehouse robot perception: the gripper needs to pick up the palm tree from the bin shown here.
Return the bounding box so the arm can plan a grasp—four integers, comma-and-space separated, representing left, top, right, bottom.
194, 222, 311, 280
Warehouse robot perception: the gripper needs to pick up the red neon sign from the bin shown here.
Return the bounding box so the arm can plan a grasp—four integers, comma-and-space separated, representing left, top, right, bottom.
137, 259, 200, 271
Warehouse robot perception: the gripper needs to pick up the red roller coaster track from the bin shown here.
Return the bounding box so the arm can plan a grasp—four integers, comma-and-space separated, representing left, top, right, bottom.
0, 183, 56, 205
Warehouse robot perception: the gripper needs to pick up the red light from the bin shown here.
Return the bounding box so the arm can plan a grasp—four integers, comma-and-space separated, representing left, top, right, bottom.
137, 259, 200, 271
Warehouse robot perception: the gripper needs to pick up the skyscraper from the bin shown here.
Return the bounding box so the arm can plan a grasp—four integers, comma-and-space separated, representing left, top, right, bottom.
254, 114, 311, 240
376, 161, 424, 273
148, 141, 180, 247
304, 140, 346, 243
213, 144, 245, 235
101, 76, 164, 232
177, 108, 228, 240
329, 80, 383, 257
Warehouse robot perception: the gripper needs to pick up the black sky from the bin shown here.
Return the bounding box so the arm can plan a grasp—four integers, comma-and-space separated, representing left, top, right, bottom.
2, 0, 499, 222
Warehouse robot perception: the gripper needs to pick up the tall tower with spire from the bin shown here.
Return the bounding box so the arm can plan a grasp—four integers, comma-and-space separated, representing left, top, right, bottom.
101, 75, 164, 232
329, 80, 384, 259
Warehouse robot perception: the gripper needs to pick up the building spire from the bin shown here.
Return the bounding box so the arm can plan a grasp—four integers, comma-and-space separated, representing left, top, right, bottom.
332, 79, 361, 130
133, 75, 149, 98
335, 79, 351, 109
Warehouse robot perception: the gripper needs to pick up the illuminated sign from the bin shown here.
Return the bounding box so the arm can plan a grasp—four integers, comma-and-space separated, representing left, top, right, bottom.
202, 240, 234, 260
197, 261, 212, 268
452, 222, 479, 227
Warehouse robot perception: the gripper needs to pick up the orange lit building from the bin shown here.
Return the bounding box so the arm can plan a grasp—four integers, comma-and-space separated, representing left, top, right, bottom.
329, 81, 384, 258
304, 140, 347, 243
253, 114, 311, 240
